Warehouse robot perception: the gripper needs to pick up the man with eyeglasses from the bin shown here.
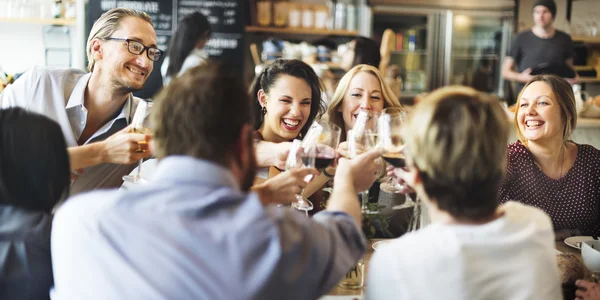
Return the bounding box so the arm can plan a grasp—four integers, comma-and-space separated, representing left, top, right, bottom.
0, 8, 160, 194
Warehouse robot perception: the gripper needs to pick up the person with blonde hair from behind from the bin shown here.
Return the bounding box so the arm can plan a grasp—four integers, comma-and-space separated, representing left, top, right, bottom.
0, 8, 158, 194
367, 86, 561, 300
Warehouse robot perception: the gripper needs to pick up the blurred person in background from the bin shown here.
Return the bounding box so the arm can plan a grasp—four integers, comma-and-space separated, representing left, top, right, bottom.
502, 0, 578, 104
161, 11, 212, 86
369, 86, 561, 300
498, 75, 600, 239
0, 8, 156, 195
50, 62, 381, 299
0, 108, 70, 300
322, 36, 382, 99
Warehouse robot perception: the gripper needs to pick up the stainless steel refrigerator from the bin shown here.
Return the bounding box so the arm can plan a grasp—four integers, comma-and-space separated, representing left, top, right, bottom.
361, 1, 514, 101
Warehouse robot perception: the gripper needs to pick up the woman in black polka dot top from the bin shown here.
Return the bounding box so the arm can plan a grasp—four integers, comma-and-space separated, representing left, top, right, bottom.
498, 75, 600, 239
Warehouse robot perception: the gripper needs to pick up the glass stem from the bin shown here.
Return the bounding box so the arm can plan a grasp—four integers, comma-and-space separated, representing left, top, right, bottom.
135, 159, 143, 179
361, 190, 369, 211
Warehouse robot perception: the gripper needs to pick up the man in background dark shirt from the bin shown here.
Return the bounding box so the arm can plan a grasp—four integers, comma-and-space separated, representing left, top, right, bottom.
502, 0, 579, 100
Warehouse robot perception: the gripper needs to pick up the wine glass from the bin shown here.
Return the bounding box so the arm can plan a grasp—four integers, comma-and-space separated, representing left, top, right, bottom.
122, 100, 152, 184
285, 139, 316, 216
378, 108, 416, 211
348, 128, 380, 214
378, 107, 407, 193
302, 119, 341, 171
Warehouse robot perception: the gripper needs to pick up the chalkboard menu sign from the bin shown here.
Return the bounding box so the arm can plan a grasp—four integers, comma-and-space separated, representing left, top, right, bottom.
87, 0, 245, 99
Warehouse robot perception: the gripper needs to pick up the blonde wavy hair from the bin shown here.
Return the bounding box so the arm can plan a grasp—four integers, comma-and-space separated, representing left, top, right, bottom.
86, 8, 152, 72
402, 86, 509, 220
325, 64, 401, 140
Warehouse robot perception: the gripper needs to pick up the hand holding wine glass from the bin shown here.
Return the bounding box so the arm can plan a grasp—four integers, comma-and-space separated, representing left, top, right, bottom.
122, 100, 153, 184
285, 139, 318, 215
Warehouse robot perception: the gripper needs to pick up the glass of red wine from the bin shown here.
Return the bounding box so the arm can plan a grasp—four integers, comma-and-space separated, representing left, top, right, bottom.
286, 140, 317, 215
378, 107, 407, 191
378, 107, 414, 209
302, 119, 341, 171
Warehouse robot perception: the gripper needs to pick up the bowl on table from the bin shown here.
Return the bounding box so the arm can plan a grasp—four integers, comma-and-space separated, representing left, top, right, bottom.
581, 240, 600, 274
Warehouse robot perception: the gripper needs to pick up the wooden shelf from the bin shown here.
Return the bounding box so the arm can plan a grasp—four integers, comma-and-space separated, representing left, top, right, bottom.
246, 26, 358, 36
572, 36, 600, 44
579, 77, 600, 83
0, 18, 76, 25
391, 50, 427, 55
575, 65, 595, 71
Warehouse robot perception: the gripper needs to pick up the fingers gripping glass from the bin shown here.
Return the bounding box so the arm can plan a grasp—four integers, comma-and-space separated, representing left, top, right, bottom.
122, 100, 152, 184
105, 38, 163, 61
285, 139, 316, 215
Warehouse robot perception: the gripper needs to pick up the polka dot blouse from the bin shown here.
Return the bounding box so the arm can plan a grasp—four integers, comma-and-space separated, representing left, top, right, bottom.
498, 141, 600, 236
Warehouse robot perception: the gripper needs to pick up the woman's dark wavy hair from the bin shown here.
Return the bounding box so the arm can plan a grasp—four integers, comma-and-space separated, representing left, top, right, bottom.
0, 108, 70, 213
249, 59, 326, 139
352, 36, 381, 69
165, 11, 212, 78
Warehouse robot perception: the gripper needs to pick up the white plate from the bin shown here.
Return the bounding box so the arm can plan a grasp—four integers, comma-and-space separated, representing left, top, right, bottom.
372, 240, 394, 251
564, 236, 595, 249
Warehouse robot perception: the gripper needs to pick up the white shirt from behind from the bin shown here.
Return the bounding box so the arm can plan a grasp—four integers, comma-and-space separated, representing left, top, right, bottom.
367, 201, 562, 300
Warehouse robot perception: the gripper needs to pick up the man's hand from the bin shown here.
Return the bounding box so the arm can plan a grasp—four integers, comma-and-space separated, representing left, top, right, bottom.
337, 141, 350, 159
518, 68, 534, 83
576, 280, 600, 300
335, 148, 381, 192
254, 168, 319, 205
101, 125, 153, 165
386, 165, 414, 193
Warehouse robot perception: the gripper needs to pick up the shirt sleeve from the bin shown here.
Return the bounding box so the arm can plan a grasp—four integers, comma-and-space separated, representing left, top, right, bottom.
268, 208, 366, 299
366, 247, 402, 300
508, 34, 521, 61
564, 34, 575, 61
0, 68, 37, 109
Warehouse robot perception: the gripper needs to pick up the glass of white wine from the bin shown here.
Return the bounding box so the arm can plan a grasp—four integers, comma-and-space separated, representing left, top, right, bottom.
122, 100, 152, 184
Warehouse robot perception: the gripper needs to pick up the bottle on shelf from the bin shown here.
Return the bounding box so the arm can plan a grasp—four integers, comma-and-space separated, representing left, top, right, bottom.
257, 0, 272, 27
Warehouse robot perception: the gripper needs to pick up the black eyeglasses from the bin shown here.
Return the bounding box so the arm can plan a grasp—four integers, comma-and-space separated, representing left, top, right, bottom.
105, 37, 163, 61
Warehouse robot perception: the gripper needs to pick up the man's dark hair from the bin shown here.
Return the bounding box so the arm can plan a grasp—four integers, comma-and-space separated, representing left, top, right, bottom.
249, 59, 325, 139
153, 62, 252, 166
165, 11, 212, 78
352, 37, 381, 69
0, 108, 70, 213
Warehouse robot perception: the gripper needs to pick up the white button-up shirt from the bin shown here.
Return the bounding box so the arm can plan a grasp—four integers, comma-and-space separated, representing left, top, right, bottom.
0, 67, 139, 195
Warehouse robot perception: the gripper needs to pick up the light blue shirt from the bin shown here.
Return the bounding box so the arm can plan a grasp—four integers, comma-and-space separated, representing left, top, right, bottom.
51, 156, 366, 300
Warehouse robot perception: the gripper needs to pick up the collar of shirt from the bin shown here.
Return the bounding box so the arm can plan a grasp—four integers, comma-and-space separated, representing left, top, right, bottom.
65, 73, 134, 143
151, 156, 240, 190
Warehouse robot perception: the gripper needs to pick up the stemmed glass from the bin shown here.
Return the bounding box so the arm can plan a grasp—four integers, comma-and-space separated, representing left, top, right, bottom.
302, 119, 341, 171
378, 107, 416, 211
285, 139, 316, 216
122, 100, 152, 184
378, 107, 407, 193
348, 128, 381, 214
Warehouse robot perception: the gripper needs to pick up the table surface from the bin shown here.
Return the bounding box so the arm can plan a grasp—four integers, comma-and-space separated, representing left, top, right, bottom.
327, 238, 583, 296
